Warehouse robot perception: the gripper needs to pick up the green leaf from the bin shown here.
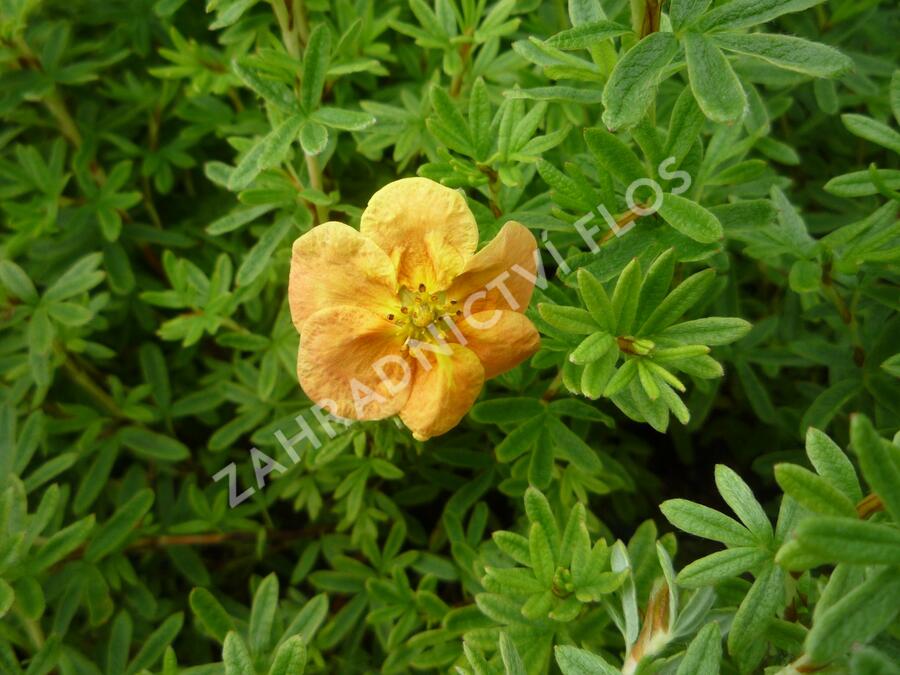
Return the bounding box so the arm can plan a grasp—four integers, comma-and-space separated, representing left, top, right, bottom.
851, 414, 900, 521
727, 564, 784, 669
0, 260, 37, 303
139, 342, 171, 409
577, 269, 616, 332
299, 121, 328, 155
713, 33, 853, 78
528, 440, 553, 489
45, 301, 92, 326
657, 193, 724, 243
44, 253, 104, 302
23, 452, 76, 493
237, 215, 293, 286
547, 415, 604, 474
670, 0, 712, 32
824, 169, 900, 197
893, 69, 900, 125
228, 115, 305, 191
555, 645, 620, 675
659, 317, 751, 345
582, 348, 619, 399
106, 612, 132, 675
30, 515, 95, 571
471, 398, 545, 423
881, 353, 900, 378
524, 487, 560, 549
222, 631, 254, 675
498, 633, 527, 675
637, 360, 660, 399
789, 259, 821, 293
774, 464, 857, 517
300, 24, 331, 112
125, 613, 183, 675
190, 588, 235, 643
24, 634, 60, 675
850, 647, 900, 675
310, 107, 375, 131
660, 499, 756, 547
676, 547, 771, 588
84, 489, 154, 562
538, 304, 599, 334
119, 426, 190, 462
529, 521, 555, 585
675, 622, 721, 675
258, 115, 305, 169
546, 20, 630, 50
696, 0, 826, 32
250, 573, 279, 654
584, 127, 648, 186
684, 32, 745, 124
603, 358, 638, 396
805, 428, 862, 502
794, 517, 900, 565
665, 86, 706, 167
806, 567, 900, 664
267, 636, 307, 675
842, 113, 900, 154
506, 86, 604, 103
612, 258, 642, 334
430, 86, 474, 155
467, 78, 492, 161
639, 269, 715, 335
232, 60, 297, 113
74, 440, 119, 515
715, 465, 773, 544
602, 32, 678, 130
570, 332, 614, 365
208, 204, 276, 236
636, 248, 676, 326
280, 593, 328, 643
495, 415, 545, 462
0, 579, 13, 619
814, 78, 839, 115
493, 531, 531, 566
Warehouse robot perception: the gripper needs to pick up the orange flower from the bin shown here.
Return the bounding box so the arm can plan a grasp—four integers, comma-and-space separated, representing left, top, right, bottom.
288, 177, 541, 440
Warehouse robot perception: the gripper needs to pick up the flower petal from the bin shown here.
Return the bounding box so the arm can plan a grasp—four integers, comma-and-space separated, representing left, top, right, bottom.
289, 221, 399, 332
399, 344, 484, 441
446, 221, 539, 315
360, 177, 478, 290
456, 310, 541, 379
298, 306, 412, 420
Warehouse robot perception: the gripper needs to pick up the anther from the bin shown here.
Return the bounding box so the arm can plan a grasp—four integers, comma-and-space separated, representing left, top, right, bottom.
456, 310, 463, 317
418, 283, 426, 292
387, 313, 395, 321
401, 307, 409, 314
450, 299, 457, 305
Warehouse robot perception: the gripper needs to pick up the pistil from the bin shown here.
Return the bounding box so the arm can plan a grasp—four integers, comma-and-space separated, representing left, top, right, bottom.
386, 282, 459, 348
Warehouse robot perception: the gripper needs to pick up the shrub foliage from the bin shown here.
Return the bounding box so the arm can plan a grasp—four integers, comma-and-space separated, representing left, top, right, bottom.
1, 0, 899, 673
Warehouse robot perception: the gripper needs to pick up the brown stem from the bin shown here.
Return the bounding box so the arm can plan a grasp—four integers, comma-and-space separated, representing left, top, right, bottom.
128, 528, 325, 549
60, 526, 331, 564
450, 38, 474, 97
856, 492, 884, 519
541, 372, 563, 402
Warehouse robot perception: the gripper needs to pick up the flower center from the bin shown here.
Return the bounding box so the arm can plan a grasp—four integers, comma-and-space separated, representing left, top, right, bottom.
386, 283, 461, 348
